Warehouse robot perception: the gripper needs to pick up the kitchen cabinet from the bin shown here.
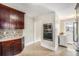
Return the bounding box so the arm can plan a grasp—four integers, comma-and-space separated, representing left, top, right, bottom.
0, 37, 24, 56
0, 4, 25, 29
0, 4, 24, 56
59, 35, 67, 47
0, 4, 10, 29
2, 41, 13, 55
0, 42, 2, 56
9, 8, 24, 29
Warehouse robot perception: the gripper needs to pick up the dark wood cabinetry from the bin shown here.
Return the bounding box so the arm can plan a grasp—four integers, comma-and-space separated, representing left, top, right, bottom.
0, 4, 25, 29
0, 4, 25, 56
0, 4, 9, 29
0, 43, 2, 56
0, 37, 24, 56
9, 8, 24, 29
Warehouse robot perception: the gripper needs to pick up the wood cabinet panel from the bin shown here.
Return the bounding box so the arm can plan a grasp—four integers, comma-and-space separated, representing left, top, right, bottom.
0, 37, 24, 56
0, 4, 9, 21
2, 40, 14, 56
0, 4, 24, 29
10, 9, 24, 29
0, 42, 2, 56
0, 4, 10, 29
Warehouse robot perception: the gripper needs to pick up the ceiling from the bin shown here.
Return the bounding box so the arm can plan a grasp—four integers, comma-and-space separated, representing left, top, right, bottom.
4, 3, 76, 20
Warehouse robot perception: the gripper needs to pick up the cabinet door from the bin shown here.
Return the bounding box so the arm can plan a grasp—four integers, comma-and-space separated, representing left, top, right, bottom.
2, 41, 14, 56
13, 39, 22, 54
13, 10, 24, 29
0, 5, 10, 29
2, 41, 10, 56
2, 38, 24, 56
10, 9, 24, 29
0, 42, 2, 56
0, 4, 24, 29
15, 12, 24, 29
21, 37, 24, 49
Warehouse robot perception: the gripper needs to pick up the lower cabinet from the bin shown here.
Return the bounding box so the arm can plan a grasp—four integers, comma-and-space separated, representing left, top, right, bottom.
0, 43, 2, 56
59, 35, 67, 47
2, 41, 12, 56
0, 37, 24, 56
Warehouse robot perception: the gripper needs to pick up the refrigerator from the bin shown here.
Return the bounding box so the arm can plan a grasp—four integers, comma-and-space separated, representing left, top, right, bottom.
73, 3, 79, 52
73, 21, 79, 51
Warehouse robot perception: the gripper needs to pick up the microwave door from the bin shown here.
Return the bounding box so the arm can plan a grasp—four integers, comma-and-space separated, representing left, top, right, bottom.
73, 22, 78, 42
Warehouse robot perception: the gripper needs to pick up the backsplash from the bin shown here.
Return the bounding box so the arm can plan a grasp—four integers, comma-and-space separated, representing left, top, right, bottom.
0, 29, 23, 40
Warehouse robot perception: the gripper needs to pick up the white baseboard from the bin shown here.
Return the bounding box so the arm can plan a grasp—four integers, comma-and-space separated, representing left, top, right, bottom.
25, 39, 40, 46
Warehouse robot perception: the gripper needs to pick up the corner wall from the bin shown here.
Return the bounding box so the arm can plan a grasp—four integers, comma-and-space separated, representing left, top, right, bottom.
34, 12, 59, 51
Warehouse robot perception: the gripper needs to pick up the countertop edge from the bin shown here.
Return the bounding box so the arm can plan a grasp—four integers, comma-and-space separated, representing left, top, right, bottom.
0, 36, 24, 42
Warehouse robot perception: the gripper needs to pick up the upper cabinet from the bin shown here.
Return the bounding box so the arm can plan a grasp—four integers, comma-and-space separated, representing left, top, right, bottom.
0, 4, 25, 29
0, 4, 10, 29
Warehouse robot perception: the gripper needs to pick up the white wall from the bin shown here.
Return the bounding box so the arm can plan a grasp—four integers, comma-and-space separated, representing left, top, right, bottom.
34, 12, 59, 51
24, 15, 35, 46
34, 12, 55, 40
24, 15, 41, 46
34, 17, 42, 42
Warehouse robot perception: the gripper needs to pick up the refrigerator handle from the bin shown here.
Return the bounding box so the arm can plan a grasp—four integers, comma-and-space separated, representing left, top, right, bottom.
73, 22, 78, 42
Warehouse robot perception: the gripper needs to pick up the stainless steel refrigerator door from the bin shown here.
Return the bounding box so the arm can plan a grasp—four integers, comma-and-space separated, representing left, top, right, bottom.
73, 22, 78, 42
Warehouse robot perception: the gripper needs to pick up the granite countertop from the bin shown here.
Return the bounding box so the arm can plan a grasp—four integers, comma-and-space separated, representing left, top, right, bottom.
0, 29, 24, 42
0, 36, 24, 42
